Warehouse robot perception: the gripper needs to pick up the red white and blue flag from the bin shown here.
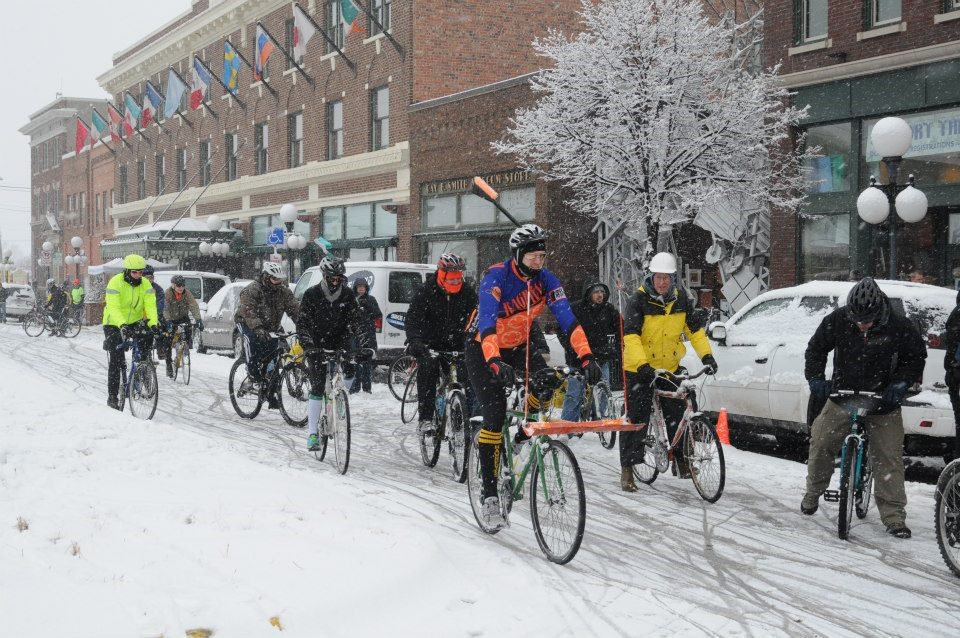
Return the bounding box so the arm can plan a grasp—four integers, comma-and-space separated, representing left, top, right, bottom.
254, 24, 275, 82
191, 57, 212, 110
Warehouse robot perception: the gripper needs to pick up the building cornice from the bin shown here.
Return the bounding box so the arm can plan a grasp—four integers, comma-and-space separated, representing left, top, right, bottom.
778, 38, 960, 89
110, 142, 409, 220
97, 0, 288, 95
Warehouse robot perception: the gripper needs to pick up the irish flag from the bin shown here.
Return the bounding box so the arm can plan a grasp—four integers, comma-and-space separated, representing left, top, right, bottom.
341, 0, 366, 35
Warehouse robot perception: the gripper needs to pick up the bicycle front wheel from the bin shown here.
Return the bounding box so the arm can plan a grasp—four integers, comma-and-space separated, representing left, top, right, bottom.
935, 459, 960, 578
389, 354, 417, 401
448, 390, 469, 483
331, 388, 351, 474
684, 416, 725, 503
837, 438, 858, 541
420, 399, 442, 468
61, 316, 81, 338
400, 371, 419, 424
229, 358, 263, 419
23, 313, 45, 337
128, 362, 158, 420
856, 452, 873, 519
530, 439, 586, 565
278, 364, 309, 427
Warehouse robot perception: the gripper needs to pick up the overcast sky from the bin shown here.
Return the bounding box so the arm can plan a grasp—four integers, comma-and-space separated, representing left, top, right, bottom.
0, 1, 189, 263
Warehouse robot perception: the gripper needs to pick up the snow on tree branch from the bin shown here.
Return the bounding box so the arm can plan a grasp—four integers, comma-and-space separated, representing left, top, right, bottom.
494, 0, 813, 254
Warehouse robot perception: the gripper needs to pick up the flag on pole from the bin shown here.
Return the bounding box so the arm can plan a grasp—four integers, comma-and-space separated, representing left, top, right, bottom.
164, 68, 188, 119
123, 94, 142, 136
106, 103, 124, 141
254, 24, 275, 82
75, 117, 90, 155
143, 83, 162, 127
340, 0, 365, 36
224, 41, 242, 95
293, 4, 317, 61
191, 57, 212, 110
91, 110, 109, 144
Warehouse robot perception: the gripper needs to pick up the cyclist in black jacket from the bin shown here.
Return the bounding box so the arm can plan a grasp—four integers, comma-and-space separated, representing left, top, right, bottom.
299, 256, 373, 452
405, 253, 478, 437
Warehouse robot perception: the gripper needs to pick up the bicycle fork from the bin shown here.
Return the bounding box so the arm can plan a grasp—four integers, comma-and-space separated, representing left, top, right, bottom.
824, 433, 864, 503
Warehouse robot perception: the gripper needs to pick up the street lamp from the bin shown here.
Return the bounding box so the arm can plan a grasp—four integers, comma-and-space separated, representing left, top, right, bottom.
279, 203, 305, 281
856, 116, 927, 280
199, 215, 230, 271
64, 235, 87, 280
41, 240, 53, 282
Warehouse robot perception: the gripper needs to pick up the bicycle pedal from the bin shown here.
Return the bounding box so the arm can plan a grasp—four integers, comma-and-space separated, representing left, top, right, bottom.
823, 490, 840, 502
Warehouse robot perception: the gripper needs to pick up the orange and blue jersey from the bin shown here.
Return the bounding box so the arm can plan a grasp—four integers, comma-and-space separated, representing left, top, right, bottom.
468, 259, 592, 362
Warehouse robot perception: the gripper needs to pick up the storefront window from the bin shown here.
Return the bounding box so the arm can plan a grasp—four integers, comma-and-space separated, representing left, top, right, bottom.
425, 195, 457, 228
423, 186, 536, 230
427, 239, 479, 272
374, 203, 397, 237
499, 187, 536, 221
346, 203, 372, 239
863, 108, 960, 186
801, 214, 850, 281
323, 207, 344, 240
461, 194, 496, 225
803, 123, 850, 193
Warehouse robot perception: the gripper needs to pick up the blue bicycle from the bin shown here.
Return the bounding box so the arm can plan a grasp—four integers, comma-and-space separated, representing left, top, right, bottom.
117, 322, 159, 420
822, 390, 877, 540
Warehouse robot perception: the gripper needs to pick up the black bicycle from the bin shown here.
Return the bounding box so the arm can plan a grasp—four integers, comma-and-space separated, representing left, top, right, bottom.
229, 329, 310, 427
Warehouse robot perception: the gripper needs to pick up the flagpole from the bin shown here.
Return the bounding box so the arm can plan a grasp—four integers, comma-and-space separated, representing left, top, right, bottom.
353, 1, 404, 58
258, 21, 315, 87
293, 3, 356, 72
197, 56, 245, 110
236, 37, 279, 99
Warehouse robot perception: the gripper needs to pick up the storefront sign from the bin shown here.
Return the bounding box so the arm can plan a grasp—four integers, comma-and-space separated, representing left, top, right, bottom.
422, 169, 533, 195
866, 107, 960, 162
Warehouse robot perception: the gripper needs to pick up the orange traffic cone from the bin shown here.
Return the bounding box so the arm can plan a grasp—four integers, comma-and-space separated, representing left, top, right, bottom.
715, 408, 731, 446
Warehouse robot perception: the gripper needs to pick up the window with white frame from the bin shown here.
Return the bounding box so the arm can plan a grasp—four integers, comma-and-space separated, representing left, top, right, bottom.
369, 0, 392, 35
225, 133, 238, 181
327, 100, 343, 160
176, 148, 188, 190
255, 123, 269, 174
155, 154, 166, 195
371, 86, 389, 151
325, 1, 344, 53
199, 140, 211, 186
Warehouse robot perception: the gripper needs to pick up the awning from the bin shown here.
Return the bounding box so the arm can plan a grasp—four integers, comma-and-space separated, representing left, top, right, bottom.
89, 257, 175, 276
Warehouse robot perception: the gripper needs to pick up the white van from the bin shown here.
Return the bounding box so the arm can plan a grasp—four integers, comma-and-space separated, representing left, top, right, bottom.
152, 270, 231, 312
291, 261, 437, 361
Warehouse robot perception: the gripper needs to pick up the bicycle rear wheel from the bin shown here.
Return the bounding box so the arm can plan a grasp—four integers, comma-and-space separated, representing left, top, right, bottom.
530, 439, 586, 565
389, 354, 417, 402
466, 431, 509, 535
591, 383, 617, 449
400, 372, 419, 424
179, 342, 191, 385
855, 452, 873, 519
23, 312, 45, 337
420, 395, 442, 468
128, 362, 158, 420
684, 416, 725, 503
61, 316, 81, 338
331, 388, 351, 474
837, 438, 858, 540
229, 358, 263, 419
448, 390, 469, 483
935, 459, 960, 578
278, 364, 309, 427
632, 435, 663, 485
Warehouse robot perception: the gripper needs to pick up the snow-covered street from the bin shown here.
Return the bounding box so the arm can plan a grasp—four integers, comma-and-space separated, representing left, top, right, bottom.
2, 322, 959, 637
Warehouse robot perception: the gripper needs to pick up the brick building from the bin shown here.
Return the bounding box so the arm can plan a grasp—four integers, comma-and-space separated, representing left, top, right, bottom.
19, 96, 112, 288
767, 0, 960, 288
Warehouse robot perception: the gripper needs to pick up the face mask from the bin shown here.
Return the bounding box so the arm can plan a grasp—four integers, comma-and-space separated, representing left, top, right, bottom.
437, 269, 463, 294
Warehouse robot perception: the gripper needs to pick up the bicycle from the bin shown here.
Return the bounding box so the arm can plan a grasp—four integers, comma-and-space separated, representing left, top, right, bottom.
116, 322, 159, 420
168, 321, 196, 385
23, 306, 80, 338
935, 457, 960, 578
306, 348, 353, 475
466, 367, 587, 564
817, 391, 878, 540
547, 373, 620, 449
389, 352, 417, 402
405, 350, 470, 482
228, 329, 310, 428
631, 367, 725, 503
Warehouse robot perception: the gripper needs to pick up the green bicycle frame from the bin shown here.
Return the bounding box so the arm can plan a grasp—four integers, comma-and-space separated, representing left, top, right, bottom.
502, 407, 565, 502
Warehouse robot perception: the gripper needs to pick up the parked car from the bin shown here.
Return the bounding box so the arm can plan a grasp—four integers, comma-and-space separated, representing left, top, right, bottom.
3, 284, 37, 321
196, 280, 252, 357
682, 279, 957, 460
287, 261, 437, 362
152, 270, 230, 312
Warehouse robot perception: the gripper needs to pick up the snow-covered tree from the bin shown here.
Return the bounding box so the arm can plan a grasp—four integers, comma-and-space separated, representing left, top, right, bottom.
495, 0, 811, 260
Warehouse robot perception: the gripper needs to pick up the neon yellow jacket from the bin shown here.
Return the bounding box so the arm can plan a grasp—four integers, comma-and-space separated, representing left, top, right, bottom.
622, 280, 712, 373
102, 273, 159, 328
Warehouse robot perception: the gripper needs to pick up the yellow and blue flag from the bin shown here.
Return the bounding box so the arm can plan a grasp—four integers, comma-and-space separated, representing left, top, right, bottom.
224, 41, 242, 95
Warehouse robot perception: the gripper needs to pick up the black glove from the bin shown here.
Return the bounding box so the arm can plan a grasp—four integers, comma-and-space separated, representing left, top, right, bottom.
636, 364, 655, 387
881, 381, 910, 407
254, 328, 269, 341
341, 361, 356, 378
487, 357, 515, 384
121, 324, 136, 340
407, 341, 427, 357
196, 320, 204, 332
355, 348, 375, 362
808, 377, 831, 401
701, 354, 718, 375
151, 324, 163, 337
580, 354, 602, 385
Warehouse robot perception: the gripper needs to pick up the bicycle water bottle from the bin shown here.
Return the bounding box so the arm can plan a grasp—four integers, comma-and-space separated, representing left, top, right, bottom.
435, 393, 445, 417
266, 359, 276, 376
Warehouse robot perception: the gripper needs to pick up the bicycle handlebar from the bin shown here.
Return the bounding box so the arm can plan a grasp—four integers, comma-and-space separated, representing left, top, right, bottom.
653, 366, 711, 382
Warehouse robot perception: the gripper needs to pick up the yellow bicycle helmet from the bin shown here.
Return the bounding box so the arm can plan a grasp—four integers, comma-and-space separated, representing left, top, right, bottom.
123, 254, 147, 270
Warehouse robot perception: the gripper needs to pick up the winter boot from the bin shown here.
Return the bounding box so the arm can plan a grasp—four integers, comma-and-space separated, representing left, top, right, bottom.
481, 496, 507, 530
800, 494, 819, 515
107, 396, 120, 410
621, 466, 638, 492
886, 525, 912, 539
166, 360, 174, 379
417, 419, 435, 437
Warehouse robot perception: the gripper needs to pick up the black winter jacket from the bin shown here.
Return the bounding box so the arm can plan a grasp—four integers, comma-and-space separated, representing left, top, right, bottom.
560, 282, 621, 366
405, 279, 478, 352
353, 284, 383, 342
298, 282, 370, 351
943, 291, 960, 377
805, 302, 926, 395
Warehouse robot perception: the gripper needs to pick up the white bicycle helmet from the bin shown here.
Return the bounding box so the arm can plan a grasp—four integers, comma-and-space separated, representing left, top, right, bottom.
509, 224, 548, 249
648, 252, 677, 274
262, 261, 286, 279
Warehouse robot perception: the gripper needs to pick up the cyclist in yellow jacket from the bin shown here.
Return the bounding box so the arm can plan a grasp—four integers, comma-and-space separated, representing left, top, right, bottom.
102, 254, 159, 409
619, 252, 717, 491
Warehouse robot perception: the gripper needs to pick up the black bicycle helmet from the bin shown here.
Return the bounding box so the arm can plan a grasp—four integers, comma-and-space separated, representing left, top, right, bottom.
846, 277, 885, 323
319, 255, 346, 277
